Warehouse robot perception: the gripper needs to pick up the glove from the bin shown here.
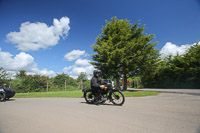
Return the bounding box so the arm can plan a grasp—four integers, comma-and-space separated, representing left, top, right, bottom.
100, 85, 105, 89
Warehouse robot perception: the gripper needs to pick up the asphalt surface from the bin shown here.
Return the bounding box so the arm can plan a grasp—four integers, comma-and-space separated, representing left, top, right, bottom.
0, 92, 200, 133
132, 88, 200, 96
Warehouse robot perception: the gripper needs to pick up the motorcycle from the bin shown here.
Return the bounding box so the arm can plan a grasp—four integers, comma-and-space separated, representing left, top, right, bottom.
83, 84, 125, 106
0, 87, 16, 102
0, 88, 6, 102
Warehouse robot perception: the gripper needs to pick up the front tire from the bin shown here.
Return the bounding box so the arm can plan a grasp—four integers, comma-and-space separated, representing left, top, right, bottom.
110, 90, 125, 106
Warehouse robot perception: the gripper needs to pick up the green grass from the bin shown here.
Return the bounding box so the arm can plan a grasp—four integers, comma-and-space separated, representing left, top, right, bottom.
123, 90, 159, 97
14, 90, 159, 98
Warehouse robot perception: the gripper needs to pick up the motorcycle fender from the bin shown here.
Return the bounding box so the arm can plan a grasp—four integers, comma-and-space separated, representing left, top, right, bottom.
83, 89, 92, 97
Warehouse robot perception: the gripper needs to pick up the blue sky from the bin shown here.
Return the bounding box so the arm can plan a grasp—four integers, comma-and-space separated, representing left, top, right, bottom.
0, 0, 200, 78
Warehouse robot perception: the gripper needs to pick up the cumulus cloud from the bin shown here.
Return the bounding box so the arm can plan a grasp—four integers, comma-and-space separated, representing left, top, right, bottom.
63, 50, 94, 79
160, 42, 196, 58
0, 48, 35, 71
63, 64, 94, 79
7, 17, 70, 51
0, 48, 56, 77
75, 59, 91, 67
64, 50, 86, 61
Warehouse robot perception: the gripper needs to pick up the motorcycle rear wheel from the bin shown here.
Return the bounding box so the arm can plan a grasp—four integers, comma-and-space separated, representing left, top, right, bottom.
84, 91, 95, 104
110, 90, 125, 106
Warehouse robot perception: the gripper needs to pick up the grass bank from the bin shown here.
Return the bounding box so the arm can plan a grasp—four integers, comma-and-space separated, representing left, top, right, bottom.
14, 90, 159, 98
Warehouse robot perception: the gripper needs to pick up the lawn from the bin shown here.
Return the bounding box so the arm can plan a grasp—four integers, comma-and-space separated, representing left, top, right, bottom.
14, 90, 159, 98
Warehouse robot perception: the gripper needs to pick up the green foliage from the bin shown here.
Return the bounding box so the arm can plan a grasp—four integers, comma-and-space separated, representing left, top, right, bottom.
16, 70, 27, 79
12, 75, 48, 92
10, 71, 78, 93
91, 16, 159, 90
128, 76, 143, 88
77, 72, 90, 89
0, 67, 9, 86
77, 72, 88, 82
52, 73, 78, 91
83, 80, 91, 89
144, 42, 200, 88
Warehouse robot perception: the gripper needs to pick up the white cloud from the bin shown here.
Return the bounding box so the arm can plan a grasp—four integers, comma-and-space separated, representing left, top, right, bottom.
7, 17, 70, 51
64, 50, 86, 61
160, 42, 196, 58
0, 48, 35, 71
63, 50, 94, 79
34, 68, 56, 77
75, 59, 91, 67
0, 48, 56, 77
63, 64, 94, 79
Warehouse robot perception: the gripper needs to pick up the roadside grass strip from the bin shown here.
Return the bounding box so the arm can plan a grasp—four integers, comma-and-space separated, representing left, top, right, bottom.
14, 90, 159, 98
123, 90, 159, 97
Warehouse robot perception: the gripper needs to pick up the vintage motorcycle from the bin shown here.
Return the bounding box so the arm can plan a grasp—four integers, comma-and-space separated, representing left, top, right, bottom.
0, 87, 16, 102
83, 84, 125, 106
0, 88, 6, 102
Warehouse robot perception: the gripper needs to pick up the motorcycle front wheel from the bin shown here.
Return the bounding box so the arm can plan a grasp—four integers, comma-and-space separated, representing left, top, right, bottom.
110, 90, 125, 106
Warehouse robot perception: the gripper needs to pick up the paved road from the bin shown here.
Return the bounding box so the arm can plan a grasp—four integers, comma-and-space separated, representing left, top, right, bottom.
0, 93, 200, 133
132, 88, 200, 96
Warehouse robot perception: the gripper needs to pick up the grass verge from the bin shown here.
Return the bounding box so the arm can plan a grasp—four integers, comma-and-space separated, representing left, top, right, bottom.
14, 90, 159, 98
122, 90, 159, 97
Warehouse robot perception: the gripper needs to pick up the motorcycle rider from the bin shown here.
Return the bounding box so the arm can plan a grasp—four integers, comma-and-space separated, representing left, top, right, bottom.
91, 70, 102, 90
91, 70, 111, 100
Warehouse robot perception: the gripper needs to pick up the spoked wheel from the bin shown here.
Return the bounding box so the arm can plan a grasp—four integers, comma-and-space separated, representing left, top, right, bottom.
0, 92, 5, 102
110, 90, 125, 106
84, 91, 95, 104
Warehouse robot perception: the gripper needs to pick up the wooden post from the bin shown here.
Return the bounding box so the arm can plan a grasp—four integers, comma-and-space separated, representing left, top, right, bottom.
80, 80, 83, 90
46, 81, 48, 92
65, 79, 66, 91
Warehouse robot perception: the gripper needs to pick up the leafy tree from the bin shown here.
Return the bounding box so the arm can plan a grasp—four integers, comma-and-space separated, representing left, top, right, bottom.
91, 17, 159, 90
16, 70, 27, 79
149, 42, 200, 88
53, 73, 77, 90
0, 67, 8, 86
183, 43, 200, 88
77, 72, 88, 82
77, 72, 88, 89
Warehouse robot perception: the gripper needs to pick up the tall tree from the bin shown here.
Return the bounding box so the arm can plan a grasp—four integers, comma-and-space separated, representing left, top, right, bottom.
91, 17, 159, 90
53, 73, 77, 90
16, 70, 27, 79
77, 72, 88, 89
77, 72, 88, 82
0, 67, 8, 85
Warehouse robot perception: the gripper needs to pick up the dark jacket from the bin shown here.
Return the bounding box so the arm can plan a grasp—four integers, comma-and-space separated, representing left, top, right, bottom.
91, 76, 101, 90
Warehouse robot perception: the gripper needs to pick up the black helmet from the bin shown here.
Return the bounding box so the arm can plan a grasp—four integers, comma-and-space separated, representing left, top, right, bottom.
93, 70, 100, 76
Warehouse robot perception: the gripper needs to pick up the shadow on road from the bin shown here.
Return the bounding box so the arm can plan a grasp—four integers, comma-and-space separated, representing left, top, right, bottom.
80, 102, 120, 106
1, 98, 16, 102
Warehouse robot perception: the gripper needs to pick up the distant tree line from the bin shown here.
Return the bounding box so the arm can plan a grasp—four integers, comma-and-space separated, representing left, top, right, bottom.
141, 43, 200, 89
0, 69, 90, 93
